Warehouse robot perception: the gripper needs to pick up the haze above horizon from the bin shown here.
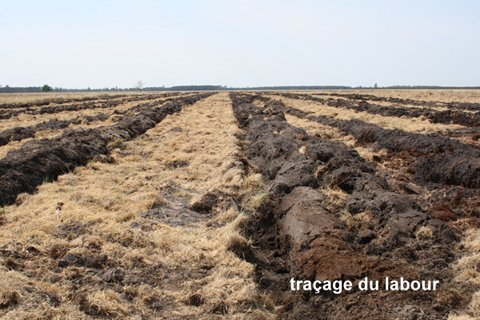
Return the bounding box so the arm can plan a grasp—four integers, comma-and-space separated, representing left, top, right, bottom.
1, 0, 479, 89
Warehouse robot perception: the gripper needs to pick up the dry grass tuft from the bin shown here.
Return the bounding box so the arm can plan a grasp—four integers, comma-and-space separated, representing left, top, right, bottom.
106, 138, 125, 150
275, 94, 467, 137
83, 290, 129, 317
226, 232, 253, 259
449, 229, 480, 319
244, 173, 266, 191
354, 210, 373, 223
244, 192, 271, 213
449, 316, 477, 320
0, 290, 21, 309
416, 226, 435, 240
230, 213, 250, 233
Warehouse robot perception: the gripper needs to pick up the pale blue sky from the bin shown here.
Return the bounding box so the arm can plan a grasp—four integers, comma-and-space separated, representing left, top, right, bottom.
1, 0, 479, 88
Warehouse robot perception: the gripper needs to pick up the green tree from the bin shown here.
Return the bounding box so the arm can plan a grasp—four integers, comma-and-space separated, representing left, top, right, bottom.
42, 84, 53, 92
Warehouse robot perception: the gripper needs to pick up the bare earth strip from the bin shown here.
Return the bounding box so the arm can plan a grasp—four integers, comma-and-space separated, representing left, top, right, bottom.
0, 95, 127, 112
310, 94, 479, 114
0, 92, 127, 106
0, 95, 193, 160
308, 89, 480, 105
0, 92, 274, 319
0, 95, 178, 132
300, 94, 480, 127
251, 93, 480, 319
269, 94, 480, 148
347, 89, 480, 104
267, 94, 466, 135
229, 93, 462, 319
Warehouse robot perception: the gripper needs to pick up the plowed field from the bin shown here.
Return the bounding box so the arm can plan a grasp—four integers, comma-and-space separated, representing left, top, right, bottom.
0, 90, 479, 319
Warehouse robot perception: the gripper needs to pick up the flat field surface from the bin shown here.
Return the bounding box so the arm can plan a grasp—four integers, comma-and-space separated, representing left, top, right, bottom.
0, 92, 146, 105
0, 90, 479, 319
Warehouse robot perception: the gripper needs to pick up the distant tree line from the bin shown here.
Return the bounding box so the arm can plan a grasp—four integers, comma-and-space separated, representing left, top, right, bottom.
0, 86, 42, 93
144, 85, 226, 91
1, 84, 480, 94
234, 85, 352, 90
0, 86, 71, 93
380, 85, 480, 89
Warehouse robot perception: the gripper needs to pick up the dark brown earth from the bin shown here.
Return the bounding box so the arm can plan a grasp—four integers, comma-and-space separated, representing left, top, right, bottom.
265, 96, 480, 189
0, 235, 209, 318
230, 93, 478, 320
0, 114, 108, 147
256, 93, 480, 229
0, 94, 186, 147
0, 94, 127, 110
1, 91, 478, 319
0, 93, 212, 207
0, 93, 183, 120
275, 92, 480, 128
310, 91, 480, 112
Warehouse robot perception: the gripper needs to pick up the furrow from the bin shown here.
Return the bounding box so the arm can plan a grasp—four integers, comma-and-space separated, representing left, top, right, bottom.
0, 93, 212, 207
0, 95, 186, 149
278, 92, 480, 127
0, 93, 183, 120
0, 92, 275, 320
230, 92, 464, 320
311, 91, 480, 112
265, 94, 480, 188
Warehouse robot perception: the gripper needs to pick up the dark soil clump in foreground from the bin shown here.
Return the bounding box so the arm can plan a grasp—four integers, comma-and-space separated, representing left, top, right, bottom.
230, 93, 474, 319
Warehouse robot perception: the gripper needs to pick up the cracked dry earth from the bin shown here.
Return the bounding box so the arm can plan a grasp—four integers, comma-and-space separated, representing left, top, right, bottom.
0, 91, 479, 319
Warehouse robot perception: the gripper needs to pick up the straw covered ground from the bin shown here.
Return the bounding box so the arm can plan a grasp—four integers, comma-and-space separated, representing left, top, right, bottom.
0, 90, 479, 319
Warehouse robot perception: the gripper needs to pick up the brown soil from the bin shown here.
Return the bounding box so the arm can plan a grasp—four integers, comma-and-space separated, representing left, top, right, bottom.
0, 94, 187, 148
0, 92, 275, 319
0, 94, 212, 207
265, 96, 480, 189
311, 91, 480, 112
230, 93, 477, 319
276, 92, 480, 128
1, 91, 479, 319
0, 93, 183, 120
0, 94, 127, 109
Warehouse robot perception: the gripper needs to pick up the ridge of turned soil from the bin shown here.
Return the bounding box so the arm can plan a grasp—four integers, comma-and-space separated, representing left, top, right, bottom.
230, 93, 474, 319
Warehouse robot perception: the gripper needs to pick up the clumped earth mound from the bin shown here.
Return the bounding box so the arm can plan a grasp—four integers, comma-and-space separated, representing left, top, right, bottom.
0, 94, 127, 110
230, 93, 468, 319
0, 93, 212, 207
0, 93, 180, 120
0, 114, 112, 147
0, 94, 181, 147
0, 100, 115, 120
277, 92, 480, 128
311, 91, 480, 112
269, 97, 480, 189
